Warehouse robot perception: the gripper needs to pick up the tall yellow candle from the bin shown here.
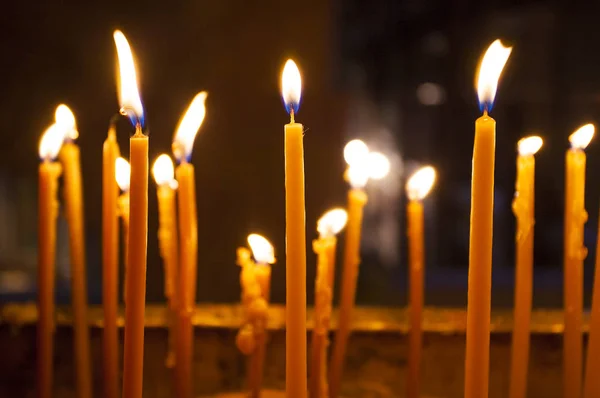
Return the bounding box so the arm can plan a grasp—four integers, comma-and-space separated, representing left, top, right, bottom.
465, 40, 512, 398
509, 136, 543, 398
584, 209, 600, 398
153, 154, 180, 368
405, 166, 436, 398
37, 124, 64, 398
102, 117, 120, 398
116, 157, 131, 302
172, 92, 207, 398
54, 104, 92, 398
281, 59, 308, 398
563, 124, 594, 398
310, 209, 347, 398
114, 29, 148, 398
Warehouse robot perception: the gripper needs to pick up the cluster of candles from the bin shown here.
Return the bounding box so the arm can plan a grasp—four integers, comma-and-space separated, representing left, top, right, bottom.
34, 27, 600, 398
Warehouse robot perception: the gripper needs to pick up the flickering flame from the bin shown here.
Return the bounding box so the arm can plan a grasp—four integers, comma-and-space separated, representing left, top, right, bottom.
114, 30, 144, 125
115, 157, 131, 192
406, 166, 436, 201
247, 234, 275, 265
347, 162, 370, 189
343, 139, 369, 166
476, 39, 512, 112
172, 91, 208, 162
38, 124, 65, 161
517, 136, 543, 156
317, 208, 348, 238
152, 154, 178, 189
281, 59, 302, 115
54, 104, 78, 140
367, 152, 390, 180
569, 123, 595, 150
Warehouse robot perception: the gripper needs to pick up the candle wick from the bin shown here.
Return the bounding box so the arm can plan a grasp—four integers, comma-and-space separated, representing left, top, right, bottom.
290, 108, 295, 124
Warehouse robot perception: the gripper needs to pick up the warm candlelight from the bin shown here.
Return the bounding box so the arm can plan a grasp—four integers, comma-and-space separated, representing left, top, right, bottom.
172, 91, 206, 398
116, 157, 131, 301
564, 123, 594, 398
114, 29, 148, 398
584, 210, 600, 398
465, 39, 512, 398
281, 58, 307, 398
152, 154, 179, 368
311, 208, 347, 398
509, 136, 542, 398
405, 166, 436, 398
55, 104, 92, 398
38, 124, 64, 398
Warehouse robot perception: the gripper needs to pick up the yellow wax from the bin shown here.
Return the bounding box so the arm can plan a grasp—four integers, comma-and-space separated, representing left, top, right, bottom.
563, 148, 587, 398
156, 184, 179, 368
175, 161, 198, 398
465, 113, 495, 398
37, 160, 61, 398
584, 210, 600, 398
310, 236, 336, 398
250, 264, 271, 398
329, 189, 367, 398
509, 153, 536, 398
284, 121, 307, 398
118, 192, 130, 302
102, 128, 120, 398
122, 131, 148, 398
407, 200, 424, 398
59, 142, 92, 398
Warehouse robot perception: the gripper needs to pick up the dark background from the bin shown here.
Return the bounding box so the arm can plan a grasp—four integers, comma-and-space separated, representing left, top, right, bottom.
0, 0, 598, 308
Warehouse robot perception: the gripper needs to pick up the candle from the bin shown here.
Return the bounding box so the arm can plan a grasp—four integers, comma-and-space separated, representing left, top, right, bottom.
310, 208, 347, 398
114, 29, 148, 398
563, 124, 594, 398
54, 104, 92, 398
509, 136, 543, 398
465, 39, 512, 398
235, 234, 276, 398
102, 115, 121, 398
172, 92, 207, 398
405, 166, 436, 398
152, 154, 180, 368
116, 157, 131, 302
37, 124, 64, 398
584, 210, 600, 398
280, 59, 308, 398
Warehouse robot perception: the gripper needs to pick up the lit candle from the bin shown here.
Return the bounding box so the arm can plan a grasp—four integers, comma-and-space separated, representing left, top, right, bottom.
172, 91, 207, 398
152, 154, 180, 368
584, 210, 600, 398
405, 166, 436, 398
280, 59, 307, 398
329, 140, 389, 398
115, 157, 131, 301
37, 124, 64, 398
509, 136, 543, 398
54, 104, 92, 398
114, 29, 148, 398
563, 124, 594, 398
310, 208, 347, 398
102, 115, 121, 398
465, 39, 512, 398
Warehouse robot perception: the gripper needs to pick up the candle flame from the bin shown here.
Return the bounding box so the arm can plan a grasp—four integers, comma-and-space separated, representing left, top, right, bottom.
114, 30, 144, 126
476, 39, 512, 113
247, 234, 275, 265
152, 154, 178, 189
115, 157, 131, 192
317, 208, 348, 238
172, 91, 208, 162
347, 162, 370, 189
406, 166, 436, 201
517, 136, 543, 156
38, 124, 65, 161
367, 152, 390, 180
343, 139, 369, 166
281, 59, 302, 115
569, 123, 595, 150
54, 104, 78, 140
